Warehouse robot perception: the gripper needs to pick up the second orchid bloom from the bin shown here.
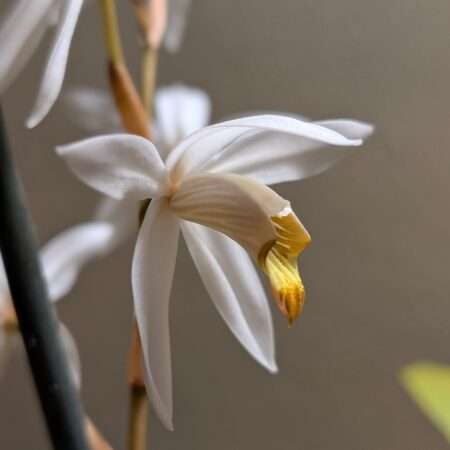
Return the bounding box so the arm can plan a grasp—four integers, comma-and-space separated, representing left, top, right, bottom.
57, 102, 372, 429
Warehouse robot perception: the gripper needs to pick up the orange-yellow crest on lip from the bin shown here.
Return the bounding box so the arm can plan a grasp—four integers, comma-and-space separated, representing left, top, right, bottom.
259, 211, 311, 326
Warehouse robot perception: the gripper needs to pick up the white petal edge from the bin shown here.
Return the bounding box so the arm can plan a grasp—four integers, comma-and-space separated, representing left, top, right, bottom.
154, 84, 211, 157
27, 0, 84, 128
0, 255, 8, 301
166, 115, 366, 181
40, 222, 115, 302
200, 118, 374, 186
64, 87, 121, 133
56, 134, 167, 200
164, 0, 191, 52
0, 0, 53, 94
95, 197, 139, 252
59, 322, 82, 390
182, 222, 277, 373
132, 199, 180, 431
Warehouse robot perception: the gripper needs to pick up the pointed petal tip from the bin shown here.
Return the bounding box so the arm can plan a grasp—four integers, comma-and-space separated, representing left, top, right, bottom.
25, 113, 41, 129
157, 407, 174, 431
267, 361, 279, 374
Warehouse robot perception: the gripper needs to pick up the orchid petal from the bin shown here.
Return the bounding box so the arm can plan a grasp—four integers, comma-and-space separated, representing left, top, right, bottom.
27, 0, 84, 128
64, 87, 121, 133
154, 84, 211, 157
0, 0, 53, 94
56, 134, 167, 200
166, 115, 366, 181
171, 172, 289, 257
314, 119, 374, 140
182, 222, 277, 372
95, 197, 139, 251
40, 222, 115, 302
132, 199, 180, 430
164, 0, 191, 52
202, 118, 373, 186
59, 322, 81, 390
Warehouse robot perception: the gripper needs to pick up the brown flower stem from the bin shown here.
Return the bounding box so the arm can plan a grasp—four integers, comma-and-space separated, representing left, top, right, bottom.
131, 0, 164, 113
140, 46, 158, 115
98, 0, 150, 138
99, 3, 162, 449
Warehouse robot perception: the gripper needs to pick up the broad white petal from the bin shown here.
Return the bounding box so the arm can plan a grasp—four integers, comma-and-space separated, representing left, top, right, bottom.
201, 117, 374, 185
56, 134, 167, 200
59, 322, 81, 390
154, 84, 211, 157
64, 87, 121, 133
164, 0, 191, 52
171, 172, 289, 257
0, 0, 53, 94
95, 197, 139, 251
27, 0, 84, 127
182, 222, 277, 372
132, 199, 180, 430
166, 115, 365, 182
40, 222, 115, 302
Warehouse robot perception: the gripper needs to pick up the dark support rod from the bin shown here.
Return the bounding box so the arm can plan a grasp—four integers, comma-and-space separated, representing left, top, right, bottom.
0, 111, 89, 450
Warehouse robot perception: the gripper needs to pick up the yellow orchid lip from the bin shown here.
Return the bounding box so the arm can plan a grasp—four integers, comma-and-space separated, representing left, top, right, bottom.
259, 210, 311, 326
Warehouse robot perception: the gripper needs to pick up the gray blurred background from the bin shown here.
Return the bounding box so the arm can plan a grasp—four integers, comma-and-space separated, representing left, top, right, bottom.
2, 0, 450, 448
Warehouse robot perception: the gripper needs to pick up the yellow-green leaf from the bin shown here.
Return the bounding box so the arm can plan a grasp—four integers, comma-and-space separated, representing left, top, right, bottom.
400, 362, 450, 443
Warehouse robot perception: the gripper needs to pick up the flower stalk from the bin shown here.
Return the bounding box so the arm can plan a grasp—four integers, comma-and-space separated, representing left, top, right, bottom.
0, 111, 89, 450
99, 0, 150, 138
127, 323, 149, 450
98, 1, 160, 448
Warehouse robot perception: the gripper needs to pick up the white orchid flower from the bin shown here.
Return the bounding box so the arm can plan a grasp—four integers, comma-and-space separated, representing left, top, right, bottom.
57, 114, 373, 429
0, 0, 84, 127
0, 222, 114, 388
65, 83, 211, 251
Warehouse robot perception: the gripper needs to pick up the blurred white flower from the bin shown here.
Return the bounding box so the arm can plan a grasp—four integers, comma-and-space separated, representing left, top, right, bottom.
0, 222, 114, 388
0, 0, 84, 127
65, 83, 211, 155
57, 114, 373, 430
163, 0, 191, 52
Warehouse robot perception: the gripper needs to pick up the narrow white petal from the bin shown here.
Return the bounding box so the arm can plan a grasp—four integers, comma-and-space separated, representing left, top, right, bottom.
56, 134, 167, 200
164, 0, 191, 52
154, 84, 211, 157
40, 222, 115, 302
27, 0, 84, 128
201, 118, 374, 185
95, 197, 139, 251
314, 119, 374, 140
132, 199, 180, 430
182, 222, 277, 372
59, 322, 82, 390
64, 87, 121, 133
166, 115, 365, 181
0, 0, 53, 94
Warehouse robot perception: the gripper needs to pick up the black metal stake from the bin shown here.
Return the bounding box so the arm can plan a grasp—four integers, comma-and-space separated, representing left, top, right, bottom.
0, 111, 89, 450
